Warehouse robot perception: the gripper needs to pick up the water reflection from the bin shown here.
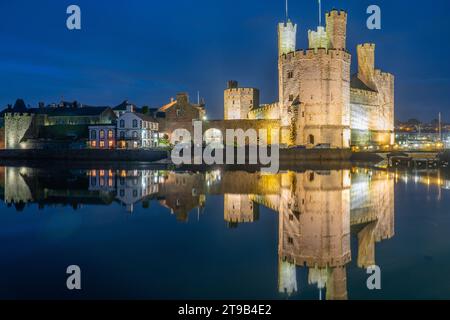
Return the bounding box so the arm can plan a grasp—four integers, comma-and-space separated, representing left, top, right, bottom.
1, 165, 448, 299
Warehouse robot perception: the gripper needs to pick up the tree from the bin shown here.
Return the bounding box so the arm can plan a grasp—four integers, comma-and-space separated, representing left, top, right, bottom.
142, 106, 149, 115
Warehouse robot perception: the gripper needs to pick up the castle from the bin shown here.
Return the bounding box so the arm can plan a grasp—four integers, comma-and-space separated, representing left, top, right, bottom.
224, 9, 395, 148
1, 8, 394, 151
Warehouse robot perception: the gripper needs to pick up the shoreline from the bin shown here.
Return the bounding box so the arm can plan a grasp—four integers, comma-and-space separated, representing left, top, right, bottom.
0, 148, 386, 169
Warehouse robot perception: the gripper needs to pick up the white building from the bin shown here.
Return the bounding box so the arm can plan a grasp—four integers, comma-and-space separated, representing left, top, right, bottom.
89, 104, 159, 149
117, 105, 159, 149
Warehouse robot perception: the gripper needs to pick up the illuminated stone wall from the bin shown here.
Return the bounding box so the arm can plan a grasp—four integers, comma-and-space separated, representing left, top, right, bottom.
248, 102, 280, 120
350, 44, 395, 146
279, 48, 351, 148
4, 113, 45, 149
277, 21, 297, 56
224, 83, 260, 120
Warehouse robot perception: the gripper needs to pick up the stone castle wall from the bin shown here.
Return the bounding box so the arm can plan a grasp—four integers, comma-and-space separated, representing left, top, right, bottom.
279, 49, 351, 148
350, 44, 395, 146
224, 87, 260, 120
4, 113, 45, 149
248, 102, 280, 120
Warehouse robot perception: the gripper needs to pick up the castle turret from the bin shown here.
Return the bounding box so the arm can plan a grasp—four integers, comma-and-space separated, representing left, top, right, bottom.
326, 10, 347, 50
278, 20, 297, 56
308, 26, 329, 50
357, 43, 376, 89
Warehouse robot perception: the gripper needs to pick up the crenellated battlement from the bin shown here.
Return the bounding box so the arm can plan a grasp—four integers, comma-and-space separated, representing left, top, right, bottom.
225, 87, 258, 94
358, 43, 375, 49
5, 112, 33, 118
281, 48, 351, 61
350, 87, 378, 98
326, 9, 347, 17
374, 69, 394, 80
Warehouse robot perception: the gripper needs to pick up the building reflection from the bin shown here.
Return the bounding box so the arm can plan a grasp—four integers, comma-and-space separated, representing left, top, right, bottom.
2, 165, 447, 299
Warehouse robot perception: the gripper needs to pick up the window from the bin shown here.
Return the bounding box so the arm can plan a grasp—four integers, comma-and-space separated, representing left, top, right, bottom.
289, 94, 294, 102
309, 172, 315, 182
132, 131, 138, 138
308, 134, 315, 145
132, 119, 138, 128
288, 71, 293, 79
108, 130, 113, 139
176, 109, 181, 117
99, 141, 105, 148
91, 130, 96, 139
120, 120, 125, 128
140, 120, 142, 128
91, 141, 97, 148
120, 131, 125, 139
120, 189, 125, 197
108, 141, 114, 148
99, 130, 105, 139
288, 237, 294, 245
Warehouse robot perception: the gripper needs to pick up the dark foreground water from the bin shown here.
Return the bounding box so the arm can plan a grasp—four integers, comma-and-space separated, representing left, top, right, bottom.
0, 164, 449, 300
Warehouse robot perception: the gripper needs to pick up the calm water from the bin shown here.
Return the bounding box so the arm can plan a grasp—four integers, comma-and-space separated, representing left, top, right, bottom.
0, 164, 449, 300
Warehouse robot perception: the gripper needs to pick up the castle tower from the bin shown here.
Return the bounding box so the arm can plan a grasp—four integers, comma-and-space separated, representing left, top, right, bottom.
278, 21, 297, 56
308, 26, 329, 50
224, 81, 260, 120
357, 43, 376, 89
326, 10, 347, 50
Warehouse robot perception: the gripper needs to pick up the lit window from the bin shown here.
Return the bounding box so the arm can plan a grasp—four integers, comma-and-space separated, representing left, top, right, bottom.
108, 141, 114, 148
100, 141, 105, 148
91, 141, 97, 148
108, 130, 114, 139
99, 130, 105, 139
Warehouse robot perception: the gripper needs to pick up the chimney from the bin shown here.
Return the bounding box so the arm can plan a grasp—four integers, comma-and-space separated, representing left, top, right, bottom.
126, 104, 134, 113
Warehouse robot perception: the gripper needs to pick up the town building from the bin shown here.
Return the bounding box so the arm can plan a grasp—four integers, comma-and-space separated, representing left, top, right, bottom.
116, 104, 159, 149
89, 104, 159, 149
89, 125, 117, 149
2, 100, 116, 149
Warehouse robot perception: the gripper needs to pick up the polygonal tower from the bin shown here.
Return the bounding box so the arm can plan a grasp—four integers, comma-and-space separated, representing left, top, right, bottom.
278, 20, 297, 56
224, 81, 260, 120
326, 10, 347, 50
278, 9, 351, 148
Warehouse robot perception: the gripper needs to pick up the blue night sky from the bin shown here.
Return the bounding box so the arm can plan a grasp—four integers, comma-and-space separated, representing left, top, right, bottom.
0, 0, 449, 121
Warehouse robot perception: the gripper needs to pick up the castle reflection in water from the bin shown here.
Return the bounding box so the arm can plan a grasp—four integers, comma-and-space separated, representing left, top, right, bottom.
1, 165, 447, 299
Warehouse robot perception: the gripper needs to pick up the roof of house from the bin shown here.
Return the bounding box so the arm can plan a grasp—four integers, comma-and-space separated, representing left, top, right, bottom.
158, 100, 177, 112
113, 100, 137, 111
37, 106, 113, 117
134, 112, 158, 122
